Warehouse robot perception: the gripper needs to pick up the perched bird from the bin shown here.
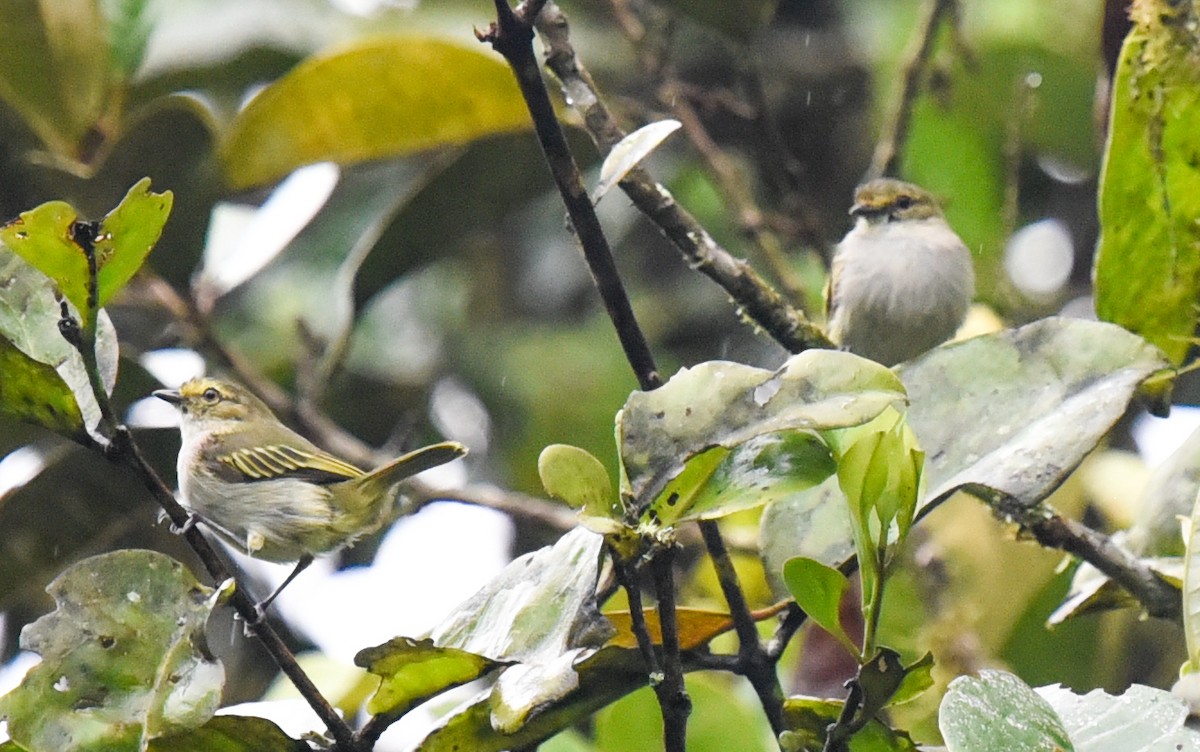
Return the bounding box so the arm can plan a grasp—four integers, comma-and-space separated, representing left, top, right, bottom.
826, 178, 975, 366
155, 377, 466, 614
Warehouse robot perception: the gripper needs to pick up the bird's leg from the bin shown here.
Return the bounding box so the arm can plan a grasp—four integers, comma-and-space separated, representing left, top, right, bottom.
167, 512, 199, 536
250, 554, 314, 624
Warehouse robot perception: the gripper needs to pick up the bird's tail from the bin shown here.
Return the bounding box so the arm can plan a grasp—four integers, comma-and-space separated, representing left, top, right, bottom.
350, 441, 467, 503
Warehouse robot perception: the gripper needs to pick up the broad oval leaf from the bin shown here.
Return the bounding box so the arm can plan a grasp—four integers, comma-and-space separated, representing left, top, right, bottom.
1, 201, 90, 322
900, 318, 1168, 514
1094, 10, 1200, 366
618, 349, 905, 513
0, 551, 225, 752
940, 670, 1074, 752
538, 444, 622, 531
221, 37, 532, 189
593, 119, 681, 201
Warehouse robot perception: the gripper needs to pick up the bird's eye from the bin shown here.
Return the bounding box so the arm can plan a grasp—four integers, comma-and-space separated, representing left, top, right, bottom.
894, 195, 914, 210
202, 388, 220, 404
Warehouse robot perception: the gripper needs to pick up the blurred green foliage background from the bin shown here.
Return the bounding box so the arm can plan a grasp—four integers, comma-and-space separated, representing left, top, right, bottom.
0, 0, 1186, 747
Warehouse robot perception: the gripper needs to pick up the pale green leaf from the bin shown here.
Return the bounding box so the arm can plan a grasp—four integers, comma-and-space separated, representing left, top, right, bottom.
619, 349, 905, 513
538, 444, 621, 531
900, 318, 1168, 514
1036, 682, 1200, 751
221, 37, 532, 189
0, 551, 224, 752
0, 246, 118, 439
760, 476, 855, 591
593, 119, 680, 201
940, 670, 1074, 752
429, 528, 611, 664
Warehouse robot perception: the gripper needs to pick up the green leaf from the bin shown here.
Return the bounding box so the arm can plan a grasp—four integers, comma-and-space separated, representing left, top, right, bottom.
1, 201, 90, 323
0, 551, 225, 752
1, 179, 172, 329
618, 349, 905, 515
414, 647, 650, 752
355, 637, 501, 719
147, 716, 306, 752
940, 670, 1074, 752
94, 177, 174, 308
1094, 10, 1200, 365
0, 336, 85, 440
887, 652, 934, 708
221, 37, 533, 189
1038, 683, 1200, 751
780, 696, 918, 752
538, 444, 623, 533
648, 431, 837, 527
781, 557, 856, 657
594, 119, 681, 201
0, 246, 118, 439
899, 318, 1169, 514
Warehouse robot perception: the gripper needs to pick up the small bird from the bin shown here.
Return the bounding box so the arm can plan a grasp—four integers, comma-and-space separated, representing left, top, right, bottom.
826, 178, 975, 366
155, 377, 467, 615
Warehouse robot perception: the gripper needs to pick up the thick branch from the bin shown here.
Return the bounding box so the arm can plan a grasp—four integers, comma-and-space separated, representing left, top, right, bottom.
534, 3, 831, 355
1020, 508, 1180, 621
650, 549, 691, 752
481, 0, 660, 391
699, 521, 785, 734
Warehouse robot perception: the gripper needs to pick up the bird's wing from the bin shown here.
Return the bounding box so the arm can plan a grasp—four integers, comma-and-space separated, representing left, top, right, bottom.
216, 444, 364, 485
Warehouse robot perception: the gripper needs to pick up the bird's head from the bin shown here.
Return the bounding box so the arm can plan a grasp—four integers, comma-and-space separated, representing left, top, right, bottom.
849, 178, 943, 224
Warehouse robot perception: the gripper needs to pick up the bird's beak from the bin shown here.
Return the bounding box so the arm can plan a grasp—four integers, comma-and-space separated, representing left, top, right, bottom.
153, 388, 183, 405
848, 202, 867, 217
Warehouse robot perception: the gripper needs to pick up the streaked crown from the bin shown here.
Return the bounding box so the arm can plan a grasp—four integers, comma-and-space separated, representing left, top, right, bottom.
849, 178, 942, 223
